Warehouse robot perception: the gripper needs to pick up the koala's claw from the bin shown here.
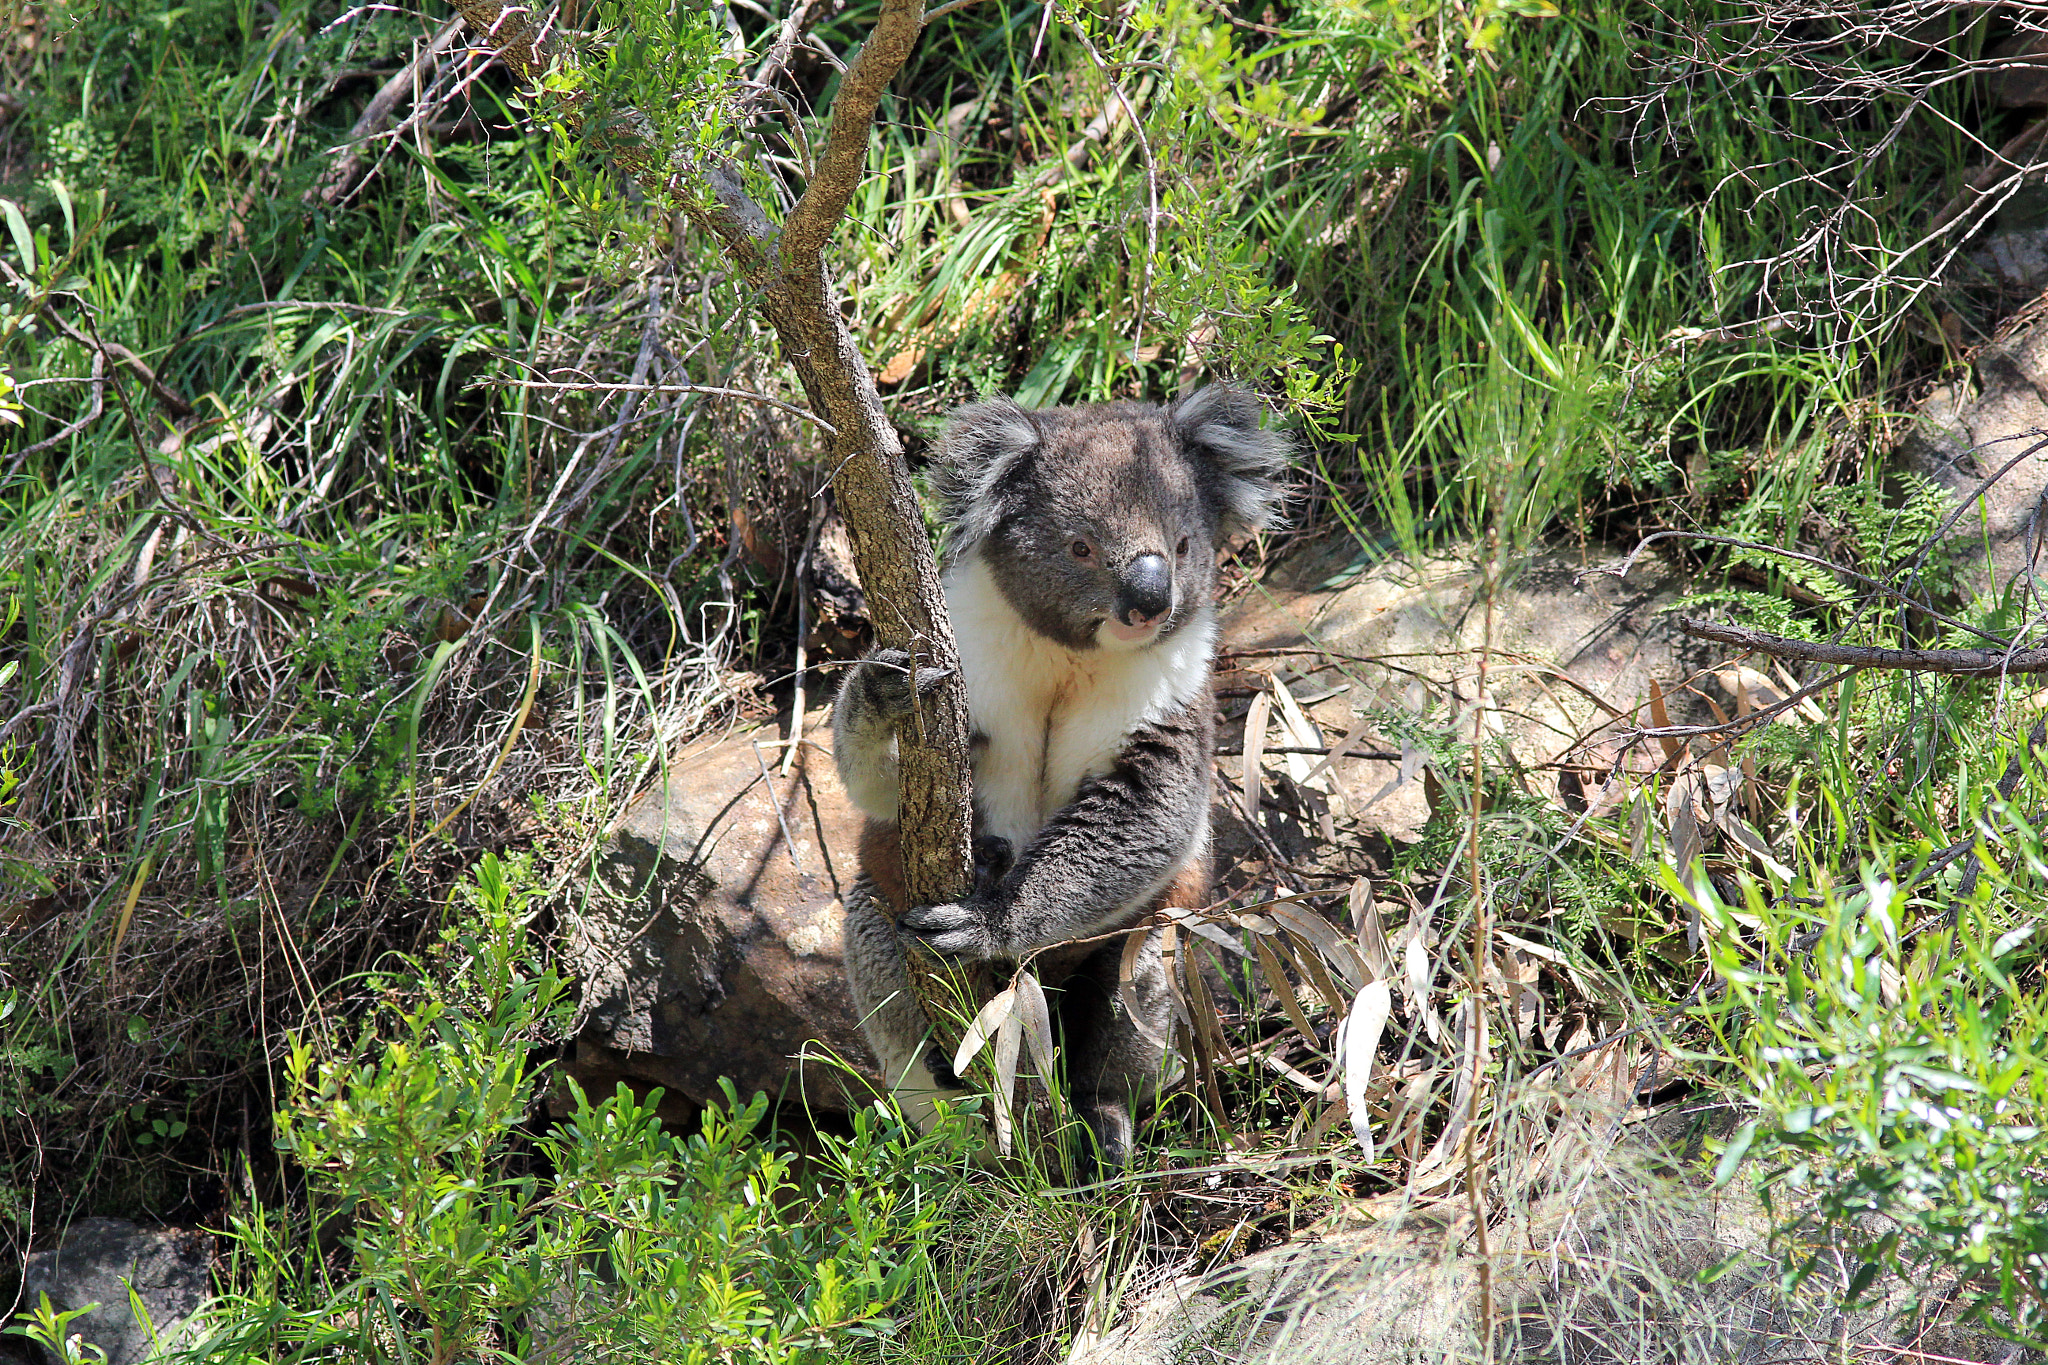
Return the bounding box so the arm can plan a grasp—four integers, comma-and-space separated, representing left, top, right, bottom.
924, 1045, 963, 1089
900, 900, 1000, 962
972, 835, 1013, 897
862, 647, 954, 721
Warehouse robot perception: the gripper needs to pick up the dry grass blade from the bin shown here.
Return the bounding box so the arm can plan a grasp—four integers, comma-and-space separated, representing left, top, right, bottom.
1340, 979, 1392, 1159
109, 855, 152, 961
953, 984, 1018, 1080
416, 618, 543, 852
1414, 1001, 1484, 1191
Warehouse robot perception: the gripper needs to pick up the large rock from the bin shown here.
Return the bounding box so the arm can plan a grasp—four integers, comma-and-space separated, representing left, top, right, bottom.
1899, 320, 2048, 595
1223, 537, 1707, 841
563, 718, 880, 1114
18, 1219, 212, 1365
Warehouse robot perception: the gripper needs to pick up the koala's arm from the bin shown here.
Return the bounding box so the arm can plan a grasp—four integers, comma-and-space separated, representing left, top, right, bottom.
902, 700, 1211, 960
832, 648, 951, 820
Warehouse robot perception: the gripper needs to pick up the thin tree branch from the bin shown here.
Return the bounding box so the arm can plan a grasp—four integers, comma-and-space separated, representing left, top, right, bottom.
446, 0, 978, 1020
752, 0, 825, 87
310, 15, 467, 205
41, 303, 193, 421
1678, 617, 2048, 677
494, 377, 834, 429
1590, 528, 2007, 646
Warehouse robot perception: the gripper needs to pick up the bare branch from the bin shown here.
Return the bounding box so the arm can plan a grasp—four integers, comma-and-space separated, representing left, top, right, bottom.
311, 16, 467, 205
752, 0, 825, 87
494, 377, 834, 429
1678, 616, 2048, 677
445, 0, 549, 82
40, 299, 193, 421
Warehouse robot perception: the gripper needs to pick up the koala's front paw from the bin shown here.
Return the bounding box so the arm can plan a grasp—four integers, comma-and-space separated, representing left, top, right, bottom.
900, 899, 1003, 962
859, 647, 954, 723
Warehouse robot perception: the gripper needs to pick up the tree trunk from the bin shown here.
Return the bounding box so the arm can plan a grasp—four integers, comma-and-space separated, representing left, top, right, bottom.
444, 0, 980, 1012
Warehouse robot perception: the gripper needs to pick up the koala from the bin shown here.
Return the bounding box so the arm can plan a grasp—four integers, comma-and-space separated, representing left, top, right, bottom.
832, 384, 1288, 1165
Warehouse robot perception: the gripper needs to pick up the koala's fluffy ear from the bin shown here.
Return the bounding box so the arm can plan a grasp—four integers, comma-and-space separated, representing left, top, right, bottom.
933, 396, 1040, 548
1172, 384, 1290, 540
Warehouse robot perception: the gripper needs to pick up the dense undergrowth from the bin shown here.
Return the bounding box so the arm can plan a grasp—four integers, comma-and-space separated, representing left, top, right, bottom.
4, 0, 2048, 1356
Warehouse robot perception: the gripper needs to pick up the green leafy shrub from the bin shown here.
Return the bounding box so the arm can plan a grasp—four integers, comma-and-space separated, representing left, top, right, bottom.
1692, 861, 2048, 1345
156, 852, 977, 1365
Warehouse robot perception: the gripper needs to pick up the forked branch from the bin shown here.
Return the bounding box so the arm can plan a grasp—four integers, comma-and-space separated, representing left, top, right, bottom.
444, 0, 978, 1010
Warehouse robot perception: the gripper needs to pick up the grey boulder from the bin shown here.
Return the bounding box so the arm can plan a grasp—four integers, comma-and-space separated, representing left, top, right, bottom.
18, 1219, 212, 1365
561, 718, 881, 1115
1899, 320, 2048, 596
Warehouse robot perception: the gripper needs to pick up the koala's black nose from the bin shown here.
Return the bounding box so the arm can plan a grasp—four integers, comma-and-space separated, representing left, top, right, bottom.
1117, 553, 1173, 626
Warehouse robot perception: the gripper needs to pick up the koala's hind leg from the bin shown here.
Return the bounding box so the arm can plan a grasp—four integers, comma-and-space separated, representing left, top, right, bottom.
843, 875, 965, 1134
1059, 930, 1178, 1168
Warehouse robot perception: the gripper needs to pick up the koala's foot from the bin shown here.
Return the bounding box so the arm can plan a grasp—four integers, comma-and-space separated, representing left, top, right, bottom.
899, 897, 1001, 962
924, 1044, 963, 1090
1074, 1095, 1136, 1172
857, 647, 953, 723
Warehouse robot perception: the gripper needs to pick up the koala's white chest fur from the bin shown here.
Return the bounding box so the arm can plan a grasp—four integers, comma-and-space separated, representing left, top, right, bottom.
944, 555, 1214, 852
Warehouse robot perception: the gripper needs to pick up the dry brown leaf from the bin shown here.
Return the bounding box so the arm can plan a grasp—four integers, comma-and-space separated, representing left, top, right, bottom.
1341, 980, 1393, 1159
1299, 708, 1375, 799
1120, 925, 1174, 1048
1014, 969, 1056, 1082
953, 986, 1017, 1081
1271, 674, 1338, 842
1182, 941, 1232, 1127
1254, 931, 1320, 1047
1647, 678, 1684, 767
991, 1005, 1022, 1155
1267, 902, 1369, 989
1664, 771, 1703, 873
1350, 878, 1391, 982
1242, 688, 1273, 831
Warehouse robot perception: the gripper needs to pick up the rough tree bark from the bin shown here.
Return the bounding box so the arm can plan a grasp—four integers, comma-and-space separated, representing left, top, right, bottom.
443, 0, 984, 1023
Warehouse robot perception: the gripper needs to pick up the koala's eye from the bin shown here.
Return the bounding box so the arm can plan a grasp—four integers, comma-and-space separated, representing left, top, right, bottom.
1071, 539, 1093, 561
1176, 536, 1190, 557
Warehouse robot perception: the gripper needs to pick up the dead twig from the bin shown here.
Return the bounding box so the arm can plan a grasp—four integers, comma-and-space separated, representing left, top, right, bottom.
37, 297, 193, 421
1678, 617, 2048, 678
309, 16, 467, 205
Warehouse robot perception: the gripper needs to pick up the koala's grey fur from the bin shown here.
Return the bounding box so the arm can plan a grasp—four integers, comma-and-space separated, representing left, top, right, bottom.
833, 384, 1288, 1165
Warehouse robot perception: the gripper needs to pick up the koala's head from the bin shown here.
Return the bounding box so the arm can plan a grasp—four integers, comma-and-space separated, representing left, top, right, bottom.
933, 384, 1289, 652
